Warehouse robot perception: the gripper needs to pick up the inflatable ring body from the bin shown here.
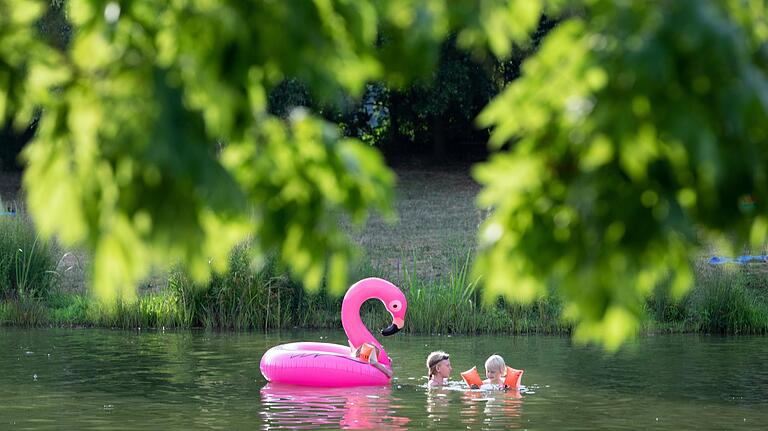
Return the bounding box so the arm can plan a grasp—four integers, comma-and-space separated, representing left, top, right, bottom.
260, 342, 391, 387
260, 278, 406, 387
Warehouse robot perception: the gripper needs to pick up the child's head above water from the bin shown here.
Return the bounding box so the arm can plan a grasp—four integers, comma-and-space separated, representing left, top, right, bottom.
426, 351, 452, 381
484, 354, 506, 382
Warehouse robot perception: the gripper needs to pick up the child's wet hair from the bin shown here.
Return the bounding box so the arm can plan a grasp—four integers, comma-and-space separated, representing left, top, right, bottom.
484, 354, 505, 373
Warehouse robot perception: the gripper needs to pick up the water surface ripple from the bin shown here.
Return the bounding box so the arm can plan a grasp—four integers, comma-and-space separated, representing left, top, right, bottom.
1, 329, 766, 429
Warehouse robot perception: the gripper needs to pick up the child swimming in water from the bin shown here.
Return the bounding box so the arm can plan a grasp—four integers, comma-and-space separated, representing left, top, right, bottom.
482, 354, 506, 389
426, 351, 452, 387
461, 353, 524, 390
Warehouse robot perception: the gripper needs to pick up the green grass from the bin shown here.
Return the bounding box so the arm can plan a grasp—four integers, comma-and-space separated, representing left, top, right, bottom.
0, 239, 571, 333
346, 165, 484, 283
2, 243, 768, 335
643, 263, 768, 334
357, 250, 568, 334
0, 296, 49, 326
167, 246, 338, 329
2, 168, 768, 335
0, 215, 60, 299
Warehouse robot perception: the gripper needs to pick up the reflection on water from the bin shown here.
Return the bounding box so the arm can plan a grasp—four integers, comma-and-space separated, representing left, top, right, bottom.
425, 385, 524, 429
1, 329, 768, 430
458, 389, 523, 429
425, 387, 452, 422
260, 383, 410, 430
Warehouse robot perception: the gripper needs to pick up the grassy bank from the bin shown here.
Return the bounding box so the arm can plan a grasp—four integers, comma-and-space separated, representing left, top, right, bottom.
644, 263, 768, 334
2, 167, 768, 335
2, 217, 768, 335
0, 235, 569, 333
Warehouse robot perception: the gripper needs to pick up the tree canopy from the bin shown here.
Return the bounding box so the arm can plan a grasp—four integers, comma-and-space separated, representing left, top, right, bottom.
2, 0, 767, 348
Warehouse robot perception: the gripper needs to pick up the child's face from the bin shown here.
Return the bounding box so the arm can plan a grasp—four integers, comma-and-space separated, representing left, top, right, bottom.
485, 367, 503, 381
436, 359, 452, 378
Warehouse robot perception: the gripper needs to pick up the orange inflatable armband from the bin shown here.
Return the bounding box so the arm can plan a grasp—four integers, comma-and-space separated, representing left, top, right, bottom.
358, 343, 375, 362
461, 366, 483, 388
504, 366, 524, 388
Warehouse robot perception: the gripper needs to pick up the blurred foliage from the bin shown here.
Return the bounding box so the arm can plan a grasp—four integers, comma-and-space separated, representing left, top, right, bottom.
3, 0, 538, 302
1, 116, 36, 171
475, 0, 768, 349
3, 0, 767, 349
1, 1, 67, 171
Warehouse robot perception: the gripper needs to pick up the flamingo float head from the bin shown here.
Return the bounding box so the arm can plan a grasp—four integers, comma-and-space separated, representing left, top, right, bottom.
342, 278, 407, 365
379, 282, 407, 336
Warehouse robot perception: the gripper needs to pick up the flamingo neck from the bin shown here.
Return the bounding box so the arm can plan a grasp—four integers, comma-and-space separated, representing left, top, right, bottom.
341, 292, 391, 367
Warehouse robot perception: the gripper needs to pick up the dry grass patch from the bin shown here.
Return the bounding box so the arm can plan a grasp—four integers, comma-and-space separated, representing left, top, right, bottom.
350, 164, 484, 283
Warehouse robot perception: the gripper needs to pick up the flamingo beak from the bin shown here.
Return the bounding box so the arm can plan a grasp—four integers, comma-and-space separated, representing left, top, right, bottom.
382, 317, 404, 336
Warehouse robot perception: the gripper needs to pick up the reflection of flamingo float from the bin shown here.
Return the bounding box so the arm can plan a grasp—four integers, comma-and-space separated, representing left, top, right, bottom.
260, 383, 411, 430
260, 277, 407, 386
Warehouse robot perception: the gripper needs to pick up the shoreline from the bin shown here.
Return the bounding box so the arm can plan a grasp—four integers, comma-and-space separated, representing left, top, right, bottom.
2, 168, 768, 337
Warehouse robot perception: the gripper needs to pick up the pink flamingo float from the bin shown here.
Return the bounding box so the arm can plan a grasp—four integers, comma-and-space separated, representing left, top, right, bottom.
259, 277, 407, 387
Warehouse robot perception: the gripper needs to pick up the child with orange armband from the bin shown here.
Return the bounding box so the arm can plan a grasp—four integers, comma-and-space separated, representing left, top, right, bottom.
461, 354, 524, 390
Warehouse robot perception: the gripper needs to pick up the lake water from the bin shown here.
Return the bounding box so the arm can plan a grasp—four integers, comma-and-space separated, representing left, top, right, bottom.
1, 328, 766, 429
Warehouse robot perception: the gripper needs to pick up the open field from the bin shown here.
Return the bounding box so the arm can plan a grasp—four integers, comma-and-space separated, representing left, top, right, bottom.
349, 164, 483, 283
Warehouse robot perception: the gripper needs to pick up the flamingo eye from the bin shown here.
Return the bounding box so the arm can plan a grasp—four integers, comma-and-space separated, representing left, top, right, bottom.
389, 300, 402, 311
